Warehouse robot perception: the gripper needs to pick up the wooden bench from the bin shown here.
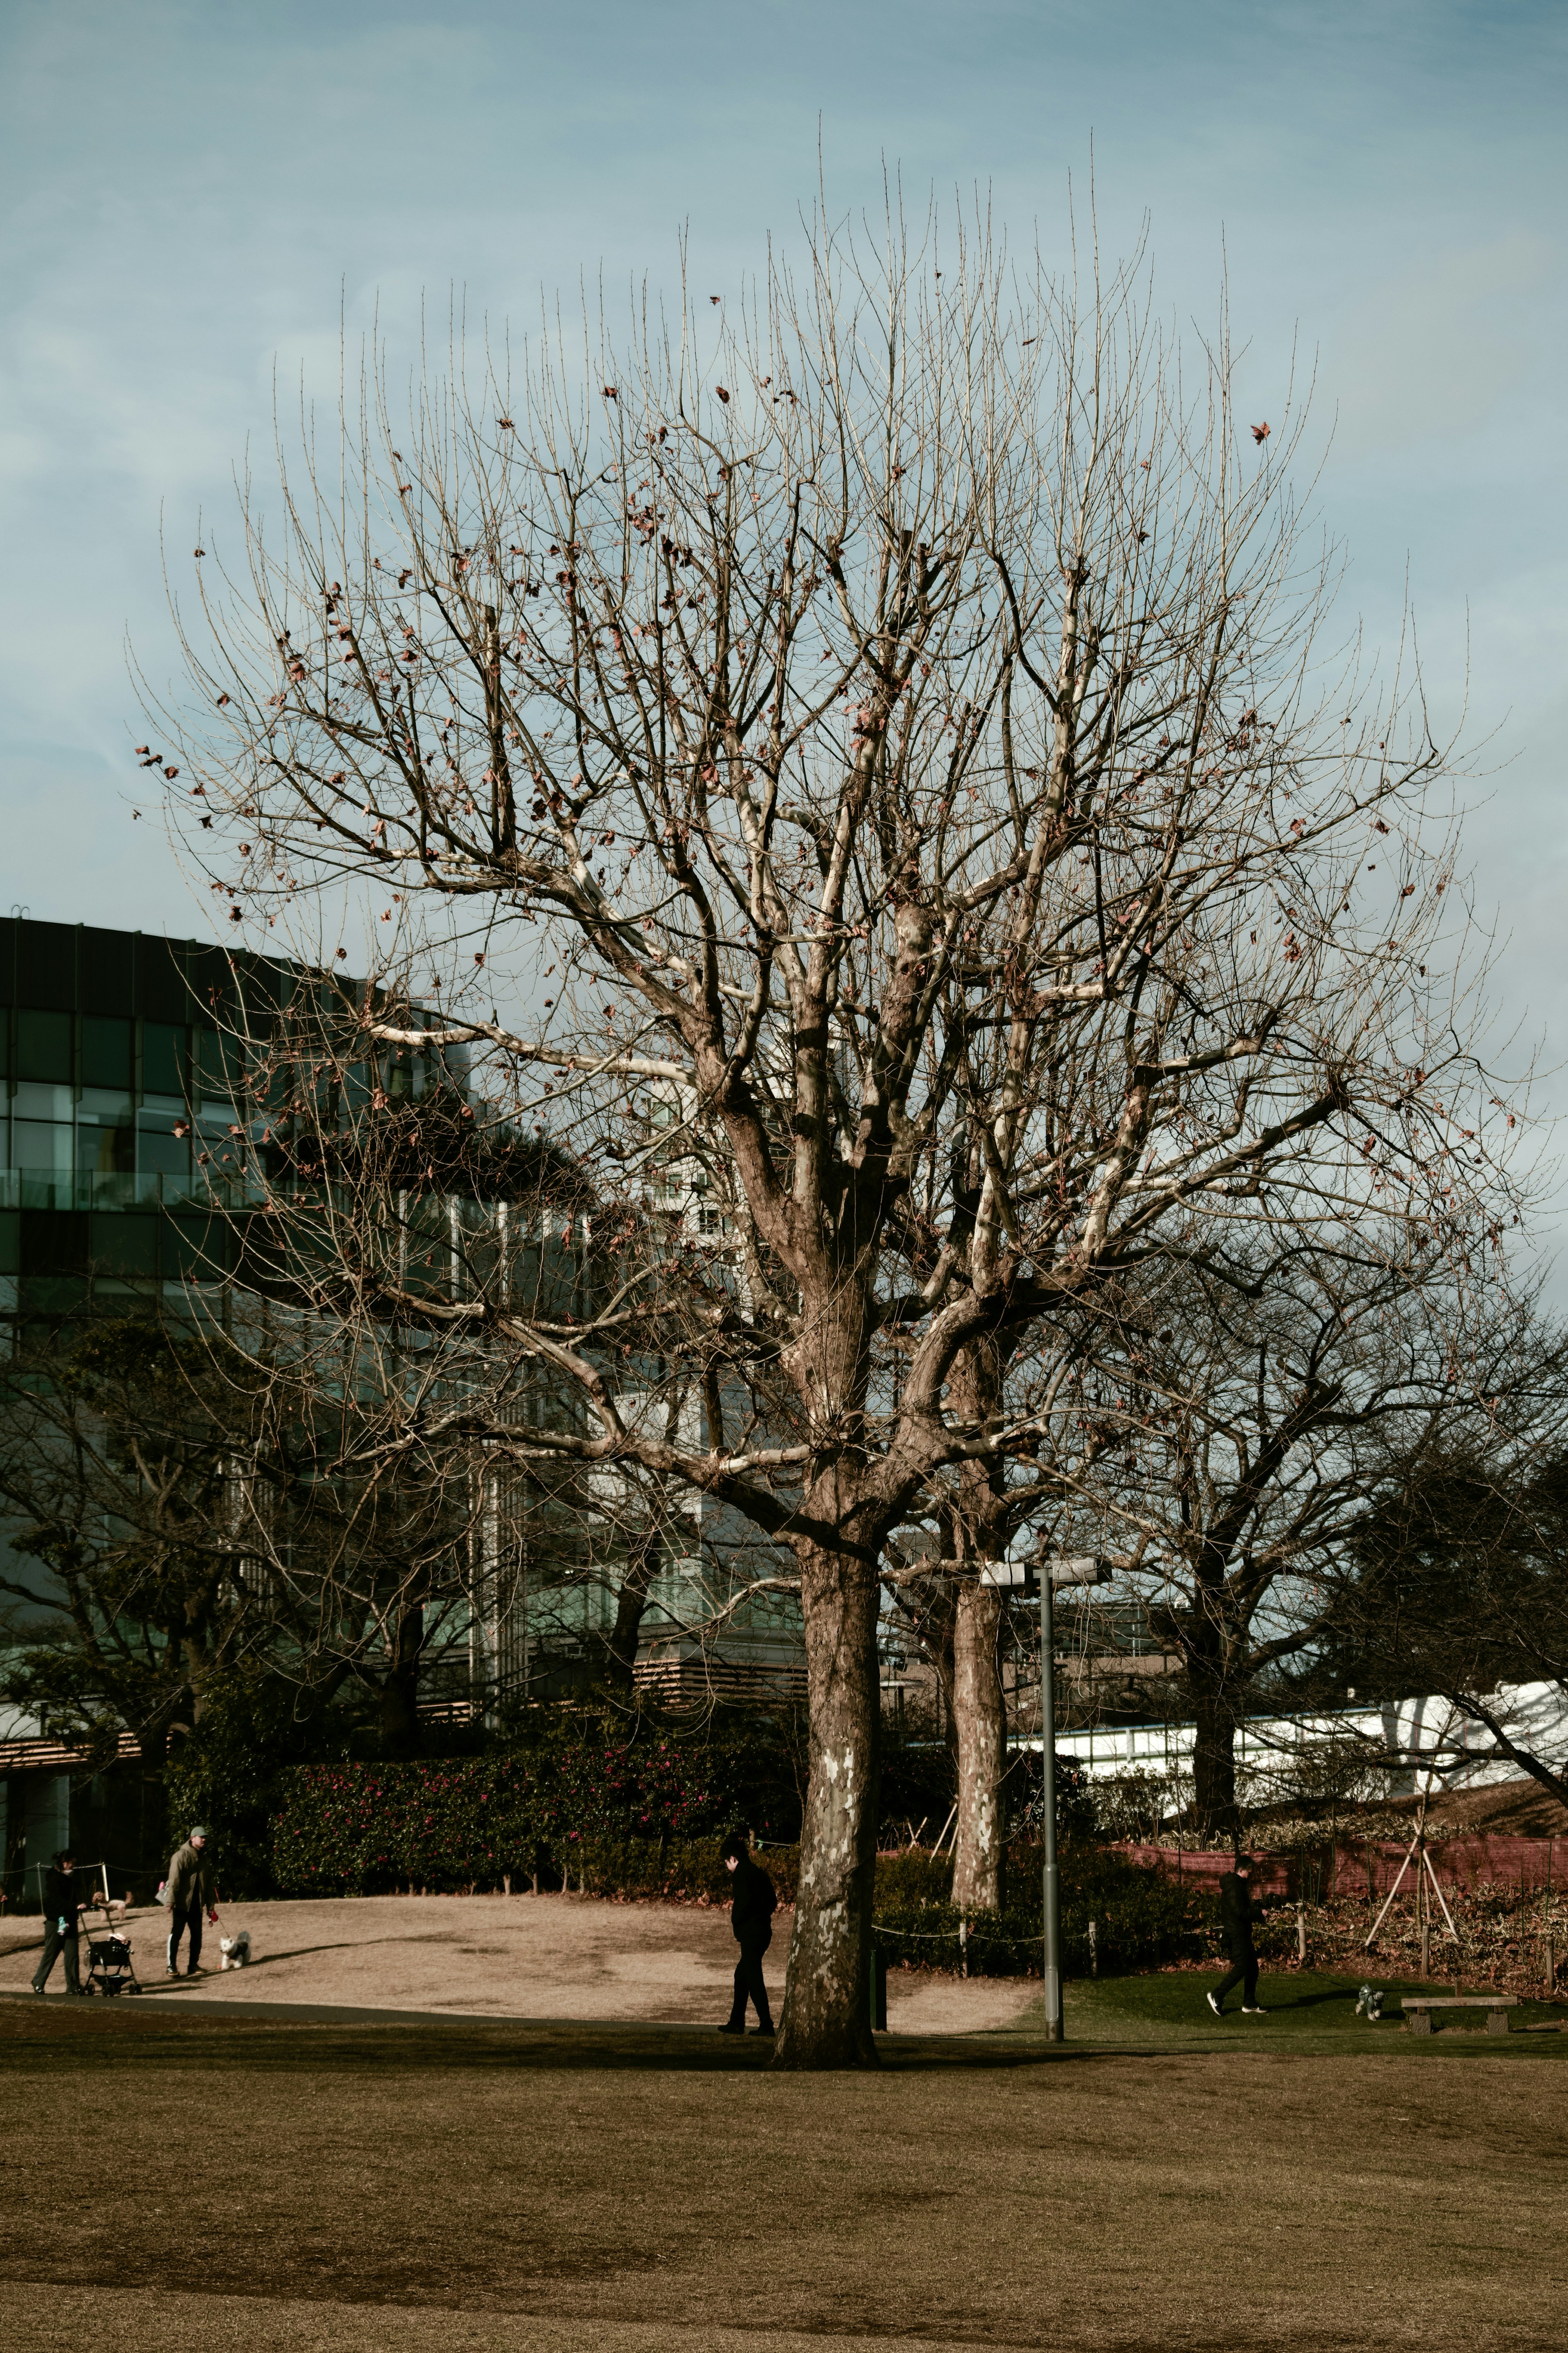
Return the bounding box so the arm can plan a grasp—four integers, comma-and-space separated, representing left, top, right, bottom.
1402, 1997, 1517, 2037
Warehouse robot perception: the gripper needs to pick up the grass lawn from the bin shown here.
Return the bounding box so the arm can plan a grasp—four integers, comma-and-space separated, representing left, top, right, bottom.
1037, 1967, 1568, 2053
2, 1985, 1565, 2353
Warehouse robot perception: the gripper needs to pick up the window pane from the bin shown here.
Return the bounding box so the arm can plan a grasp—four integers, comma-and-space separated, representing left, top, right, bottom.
84, 1124, 135, 1176
17, 1010, 71, 1084
12, 1082, 71, 1120
143, 1022, 185, 1097
196, 1028, 235, 1099
164, 1214, 227, 1282
89, 1215, 158, 1279
13, 1121, 72, 1173
81, 1016, 132, 1091
138, 1124, 190, 1180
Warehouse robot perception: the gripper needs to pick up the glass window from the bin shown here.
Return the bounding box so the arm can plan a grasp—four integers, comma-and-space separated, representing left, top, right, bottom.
17, 1010, 72, 1084
138, 1120, 191, 1181
80, 1087, 134, 1120
82, 1124, 134, 1176
89, 1216, 158, 1280
12, 1082, 72, 1120
13, 1121, 72, 1173
165, 1215, 227, 1283
196, 1028, 236, 1101
81, 1017, 132, 1091
143, 1022, 186, 1098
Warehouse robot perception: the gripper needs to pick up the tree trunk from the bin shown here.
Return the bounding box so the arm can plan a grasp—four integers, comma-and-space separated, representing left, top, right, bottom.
380, 1599, 424, 1755
951, 1580, 1005, 1913
774, 1540, 881, 2069
1189, 1670, 1241, 1843
942, 1338, 1012, 1909
601, 1528, 658, 1695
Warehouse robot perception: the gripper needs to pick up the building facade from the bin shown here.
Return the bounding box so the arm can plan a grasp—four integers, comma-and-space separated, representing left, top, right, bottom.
0, 918, 806, 1902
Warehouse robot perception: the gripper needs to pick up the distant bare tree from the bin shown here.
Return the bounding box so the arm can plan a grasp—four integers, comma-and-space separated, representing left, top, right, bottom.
0, 1311, 473, 1761
1038, 1247, 1548, 1840
145, 199, 1519, 2063
1323, 1318, 1568, 1807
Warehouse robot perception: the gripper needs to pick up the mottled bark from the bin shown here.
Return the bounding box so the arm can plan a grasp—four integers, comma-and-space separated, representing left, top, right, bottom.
943, 1336, 1012, 1911
951, 1579, 1006, 1913
775, 1539, 882, 2069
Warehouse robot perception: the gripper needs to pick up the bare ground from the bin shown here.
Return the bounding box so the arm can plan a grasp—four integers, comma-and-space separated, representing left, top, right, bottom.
0, 1891, 1032, 2033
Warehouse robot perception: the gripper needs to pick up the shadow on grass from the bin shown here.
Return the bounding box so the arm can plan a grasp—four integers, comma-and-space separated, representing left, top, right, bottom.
0, 1994, 1116, 2077
5, 1978, 1563, 2079
1264, 1985, 1360, 2013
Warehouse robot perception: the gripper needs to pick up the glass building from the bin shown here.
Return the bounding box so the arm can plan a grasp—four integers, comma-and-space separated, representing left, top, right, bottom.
0, 916, 314, 1346
0, 916, 804, 1697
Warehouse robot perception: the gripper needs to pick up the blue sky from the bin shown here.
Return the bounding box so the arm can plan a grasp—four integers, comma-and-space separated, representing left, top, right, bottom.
2, 0, 1564, 1198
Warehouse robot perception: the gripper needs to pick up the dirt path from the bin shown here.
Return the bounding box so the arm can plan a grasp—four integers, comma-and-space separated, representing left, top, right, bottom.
0, 1892, 1032, 2033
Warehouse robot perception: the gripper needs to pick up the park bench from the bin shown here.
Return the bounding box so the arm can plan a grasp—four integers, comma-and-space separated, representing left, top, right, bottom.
1401, 1996, 1516, 2037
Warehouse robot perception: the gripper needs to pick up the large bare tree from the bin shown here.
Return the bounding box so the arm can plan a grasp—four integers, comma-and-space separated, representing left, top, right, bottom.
144, 203, 1515, 2063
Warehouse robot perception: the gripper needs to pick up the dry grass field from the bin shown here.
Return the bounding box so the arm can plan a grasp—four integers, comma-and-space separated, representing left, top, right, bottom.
2, 1971, 1565, 2353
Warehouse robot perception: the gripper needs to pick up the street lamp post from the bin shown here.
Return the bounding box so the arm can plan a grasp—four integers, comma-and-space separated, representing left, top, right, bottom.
1038, 1553, 1107, 2042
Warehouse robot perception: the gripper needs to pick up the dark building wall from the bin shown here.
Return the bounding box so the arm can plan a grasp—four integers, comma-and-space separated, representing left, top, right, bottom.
0, 919, 412, 1345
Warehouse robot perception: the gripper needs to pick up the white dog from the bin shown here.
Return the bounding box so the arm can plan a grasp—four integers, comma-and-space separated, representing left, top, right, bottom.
219, 1930, 252, 1970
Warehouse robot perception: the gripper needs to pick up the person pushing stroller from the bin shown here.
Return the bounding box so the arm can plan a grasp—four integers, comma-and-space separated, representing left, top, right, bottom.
30, 1849, 87, 1997
161, 1825, 217, 1978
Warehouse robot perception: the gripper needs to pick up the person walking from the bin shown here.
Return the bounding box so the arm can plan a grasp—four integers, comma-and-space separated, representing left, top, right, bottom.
31, 1849, 87, 1996
717, 1833, 776, 2037
1208, 1852, 1269, 2016
161, 1825, 217, 1978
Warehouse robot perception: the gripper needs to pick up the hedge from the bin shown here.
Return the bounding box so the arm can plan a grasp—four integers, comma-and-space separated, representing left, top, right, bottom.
270, 1755, 1205, 1979
271, 1728, 766, 1896
870, 1840, 1206, 1977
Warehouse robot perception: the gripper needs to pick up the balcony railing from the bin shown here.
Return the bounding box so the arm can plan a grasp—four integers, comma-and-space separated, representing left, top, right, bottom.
0, 1169, 218, 1212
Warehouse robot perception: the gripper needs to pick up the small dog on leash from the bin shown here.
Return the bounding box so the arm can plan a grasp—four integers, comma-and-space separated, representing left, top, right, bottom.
219, 1930, 252, 1970
1355, 1983, 1383, 2019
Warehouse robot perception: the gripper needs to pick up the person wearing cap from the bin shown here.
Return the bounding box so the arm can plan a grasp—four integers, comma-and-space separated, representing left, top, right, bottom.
1207, 1852, 1270, 2016
161, 1825, 217, 1978
716, 1832, 776, 2036
31, 1849, 87, 1996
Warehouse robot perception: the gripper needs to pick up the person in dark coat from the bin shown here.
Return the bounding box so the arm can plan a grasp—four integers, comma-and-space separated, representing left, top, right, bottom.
161, 1825, 217, 1978
1208, 1853, 1269, 2016
31, 1849, 86, 1996
717, 1833, 776, 2036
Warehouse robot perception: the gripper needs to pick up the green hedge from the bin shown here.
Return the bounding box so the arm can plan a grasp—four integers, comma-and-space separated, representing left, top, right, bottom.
271, 1727, 766, 1896
871, 1841, 1205, 1977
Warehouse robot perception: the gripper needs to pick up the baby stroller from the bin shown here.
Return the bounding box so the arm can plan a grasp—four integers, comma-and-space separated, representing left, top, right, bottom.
83, 1906, 141, 1998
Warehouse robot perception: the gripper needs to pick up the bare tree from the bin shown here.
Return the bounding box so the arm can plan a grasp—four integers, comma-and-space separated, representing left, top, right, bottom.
0, 1309, 475, 1761
144, 199, 1517, 2063
1322, 1317, 1568, 1807
1038, 1245, 1544, 1840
